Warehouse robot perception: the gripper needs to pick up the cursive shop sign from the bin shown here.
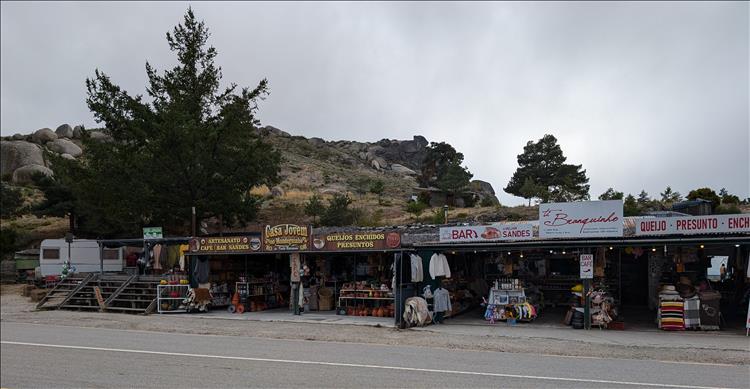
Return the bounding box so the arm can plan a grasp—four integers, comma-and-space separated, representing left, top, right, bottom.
539, 200, 623, 238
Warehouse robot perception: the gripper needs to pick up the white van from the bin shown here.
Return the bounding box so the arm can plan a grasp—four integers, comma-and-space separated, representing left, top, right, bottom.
38, 239, 123, 277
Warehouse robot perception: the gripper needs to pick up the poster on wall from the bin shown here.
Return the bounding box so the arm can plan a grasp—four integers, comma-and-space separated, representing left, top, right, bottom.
263, 224, 310, 251
439, 223, 535, 243
580, 254, 594, 279
539, 200, 623, 238
311, 231, 401, 251
635, 214, 750, 236
188, 235, 261, 254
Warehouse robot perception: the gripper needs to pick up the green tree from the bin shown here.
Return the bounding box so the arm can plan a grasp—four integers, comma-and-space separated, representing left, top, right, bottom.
718, 188, 740, 205
351, 177, 370, 199
320, 193, 353, 226
623, 194, 639, 216
435, 162, 473, 197
660, 186, 682, 204
637, 190, 650, 205
67, 9, 280, 236
420, 142, 472, 187
598, 187, 624, 201
0, 227, 19, 260
419, 142, 460, 187
303, 194, 325, 225
405, 200, 428, 219
504, 134, 589, 202
31, 168, 79, 232
686, 187, 721, 210
0, 182, 24, 218
519, 177, 543, 206
369, 179, 385, 203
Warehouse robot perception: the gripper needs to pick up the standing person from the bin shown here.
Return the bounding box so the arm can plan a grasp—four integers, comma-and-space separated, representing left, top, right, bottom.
719, 263, 726, 281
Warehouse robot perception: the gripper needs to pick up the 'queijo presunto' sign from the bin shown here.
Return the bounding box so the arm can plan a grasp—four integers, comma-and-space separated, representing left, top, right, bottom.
189, 235, 261, 254
635, 214, 750, 236
311, 231, 401, 251
263, 224, 310, 251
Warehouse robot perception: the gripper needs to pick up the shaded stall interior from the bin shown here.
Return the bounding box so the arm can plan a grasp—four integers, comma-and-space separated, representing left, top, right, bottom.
183, 250, 398, 321
399, 236, 749, 331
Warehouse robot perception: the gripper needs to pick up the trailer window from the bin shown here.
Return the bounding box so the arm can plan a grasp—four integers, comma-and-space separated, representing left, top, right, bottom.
42, 248, 60, 260
102, 248, 120, 260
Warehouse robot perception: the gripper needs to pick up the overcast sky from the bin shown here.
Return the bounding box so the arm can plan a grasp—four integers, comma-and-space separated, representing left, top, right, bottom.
2, 1, 748, 205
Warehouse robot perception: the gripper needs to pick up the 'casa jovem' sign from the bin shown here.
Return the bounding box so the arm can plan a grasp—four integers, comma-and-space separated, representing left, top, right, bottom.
263, 224, 310, 251
311, 231, 401, 251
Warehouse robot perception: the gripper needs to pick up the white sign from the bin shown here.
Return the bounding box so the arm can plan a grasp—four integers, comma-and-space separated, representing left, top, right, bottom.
580, 254, 594, 279
539, 200, 623, 238
635, 214, 750, 236
439, 223, 535, 243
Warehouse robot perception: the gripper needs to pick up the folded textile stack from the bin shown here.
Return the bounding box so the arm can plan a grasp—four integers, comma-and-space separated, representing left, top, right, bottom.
659, 301, 685, 330
683, 296, 701, 330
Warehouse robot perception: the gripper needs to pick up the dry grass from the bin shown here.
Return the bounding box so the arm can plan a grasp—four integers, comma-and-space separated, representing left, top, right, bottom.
250, 185, 271, 197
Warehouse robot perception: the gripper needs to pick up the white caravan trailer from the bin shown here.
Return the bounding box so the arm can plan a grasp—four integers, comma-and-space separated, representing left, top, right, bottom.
38, 239, 123, 277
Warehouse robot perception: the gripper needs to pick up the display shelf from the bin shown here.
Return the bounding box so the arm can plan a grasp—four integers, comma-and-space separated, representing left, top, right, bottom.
157, 284, 189, 314
339, 296, 393, 300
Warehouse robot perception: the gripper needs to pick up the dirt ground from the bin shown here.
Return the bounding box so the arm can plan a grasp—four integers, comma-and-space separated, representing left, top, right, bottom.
2, 284, 748, 366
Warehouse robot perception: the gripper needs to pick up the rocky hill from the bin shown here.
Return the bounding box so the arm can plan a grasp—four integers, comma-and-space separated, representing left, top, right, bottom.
1, 123, 502, 229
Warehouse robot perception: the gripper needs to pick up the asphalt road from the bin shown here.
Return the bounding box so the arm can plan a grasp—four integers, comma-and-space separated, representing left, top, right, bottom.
1, 322, 747, 388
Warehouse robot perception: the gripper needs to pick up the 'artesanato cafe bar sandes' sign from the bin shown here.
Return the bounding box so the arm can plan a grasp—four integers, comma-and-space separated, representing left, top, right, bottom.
635, 214, 750, 236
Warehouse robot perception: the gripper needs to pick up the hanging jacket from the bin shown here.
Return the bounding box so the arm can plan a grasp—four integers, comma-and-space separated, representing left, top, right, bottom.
433, 288, 452, 313
429, 253, 451, 279
410, 254, 424, 282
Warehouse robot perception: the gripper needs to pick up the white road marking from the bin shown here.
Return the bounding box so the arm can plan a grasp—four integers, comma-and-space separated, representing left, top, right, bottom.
0, 341, 736, 389
3, 321, 741, 367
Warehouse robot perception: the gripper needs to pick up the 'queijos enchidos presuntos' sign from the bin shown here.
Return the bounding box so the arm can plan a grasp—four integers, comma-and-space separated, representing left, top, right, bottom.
311, 232, 401, 251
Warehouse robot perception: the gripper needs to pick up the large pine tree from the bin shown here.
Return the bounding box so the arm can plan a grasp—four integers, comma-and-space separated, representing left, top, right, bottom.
64, 9, 281, 236
504, 134, 589, 203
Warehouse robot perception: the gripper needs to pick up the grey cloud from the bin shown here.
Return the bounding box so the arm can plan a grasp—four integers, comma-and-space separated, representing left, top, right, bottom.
1, 1, 747, 204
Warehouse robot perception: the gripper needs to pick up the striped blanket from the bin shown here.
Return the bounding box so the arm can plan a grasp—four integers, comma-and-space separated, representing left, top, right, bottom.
659, 300, 684, 331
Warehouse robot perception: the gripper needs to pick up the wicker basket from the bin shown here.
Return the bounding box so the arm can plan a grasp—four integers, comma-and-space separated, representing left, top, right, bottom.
318, 287, 334, 311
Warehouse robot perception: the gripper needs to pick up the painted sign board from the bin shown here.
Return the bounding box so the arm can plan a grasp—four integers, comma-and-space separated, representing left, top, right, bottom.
580, 254, 594, 279
439, 223, 535, 243
311, 231, 401, 251
635, 214, 750, 236
263, 224, 310, 251
188, 235, 261, 254
539, 200, 623, 238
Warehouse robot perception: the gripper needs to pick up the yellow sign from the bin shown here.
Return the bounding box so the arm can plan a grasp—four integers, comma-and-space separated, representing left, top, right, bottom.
263, 224, 309, 251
